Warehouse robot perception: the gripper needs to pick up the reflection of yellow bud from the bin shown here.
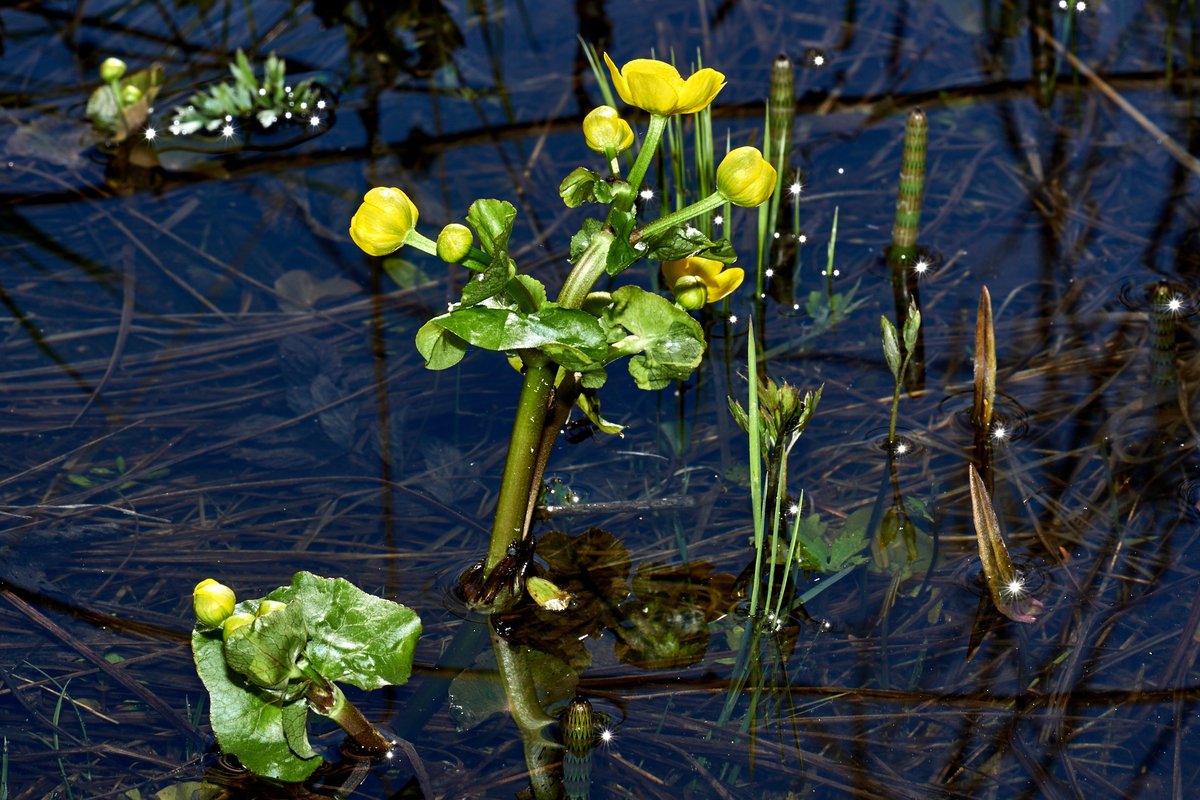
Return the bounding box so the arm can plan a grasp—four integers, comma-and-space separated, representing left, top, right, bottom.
582, 106, 634, 155
672, 275, 708, 310
222, 612, 255, 640
603, 53, 725, 116
716, 146, 777, 208
527, 576, 571, 612
349, 187, 419, 257
120, 84, 143, 105
256, 600, 287, 617
436, 223, 474, 263
662, 256, 744, 304
193, 579, 236, 627
99, 58, 127, 82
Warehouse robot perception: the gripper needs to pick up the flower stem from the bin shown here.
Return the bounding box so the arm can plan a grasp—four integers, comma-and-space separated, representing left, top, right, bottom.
306, 677, 392, 753
623, 114, 668, 204
633, 191, 725, 243
404, 229, 439, 256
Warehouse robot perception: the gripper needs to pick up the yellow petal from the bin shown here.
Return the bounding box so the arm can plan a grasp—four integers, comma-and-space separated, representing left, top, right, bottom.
603, 53, 633, 108
624, 68, 681, 116
661, 258, 691, 289
685, 256, 725, 284
676, 68, 726, 114
706, 267, 744, 302
349, 187, 419, 256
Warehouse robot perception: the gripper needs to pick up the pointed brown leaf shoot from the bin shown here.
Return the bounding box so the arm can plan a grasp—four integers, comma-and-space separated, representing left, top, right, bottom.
968, 463, 1042, 623
973, 286, 996, 430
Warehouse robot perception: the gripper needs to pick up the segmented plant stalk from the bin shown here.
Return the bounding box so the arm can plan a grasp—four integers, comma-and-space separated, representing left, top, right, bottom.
1149, 282, 1179, 386
973, 286, 996, 430
889, 108, 927, 266
562, 696, 596, 800
765, 54, 794, 167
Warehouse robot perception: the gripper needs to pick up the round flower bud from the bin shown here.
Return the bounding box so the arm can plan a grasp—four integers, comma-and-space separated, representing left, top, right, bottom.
193, 579, 236, 627
349, 187, 419, 257
99, 57, 127, 82
672, 275, 708, 310
436, 223, 474, 263
256, 599, 288, 617
221, 612, 255, 640
716, 146, 777, 208
582, 106, 635, 155
120, 84, 143, 105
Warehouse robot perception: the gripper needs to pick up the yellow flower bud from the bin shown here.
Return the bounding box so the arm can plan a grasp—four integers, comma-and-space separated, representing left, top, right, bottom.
193, 579, 236, 627
582, 106, 634, 155
349, 187, 419, 257
120, 84, 143, 105
221, 612, 255, 640
716, 146, 777, 208
526, 576, 571, 612
436, 223, 474, 263
603, 53, 725, 116
99, 57, 127, 82
672, 275, 708, 310
256, 599, 288, 617
662, 256, 744, 304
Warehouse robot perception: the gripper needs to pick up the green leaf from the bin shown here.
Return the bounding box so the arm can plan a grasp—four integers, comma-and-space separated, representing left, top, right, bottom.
604, 210, 640, 276
881, 316, 901, 380
415, 319, 468, 370
267, 572, 422, 690
193, 628, 321, 782
223, 602, 308, 690
461, 257, 516, 306
466, 199, 517, 258
280, 699, 315, 759
642, 226, 736, 264
574, 390, 624, 435
432, 305, 608, 366
231, 49, 259, 94
903, 303, 921, 354
515, 274, 548, 308
605, 286, 706, 390
559, 167, 602, 208
569, 218, 604, 263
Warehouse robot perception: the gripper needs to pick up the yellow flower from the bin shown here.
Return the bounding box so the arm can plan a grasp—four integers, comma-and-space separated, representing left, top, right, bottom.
603, 53, 725, 116
349, 187, 419, 256
193, 578, 236, 627
716, 146, 777, 207
662, 256, 744, 305
582, 106, 635, 154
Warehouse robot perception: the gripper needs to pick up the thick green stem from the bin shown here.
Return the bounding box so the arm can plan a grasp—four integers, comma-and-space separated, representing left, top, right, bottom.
306, 677, 392, 753
487, 353, 556, 571
633, 191, 725, 243
623, 114, 668, 203
485, 231, 615, 574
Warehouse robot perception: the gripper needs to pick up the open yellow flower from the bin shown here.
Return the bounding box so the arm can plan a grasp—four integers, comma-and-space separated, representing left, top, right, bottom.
716, 146, 777, 207
603, 53, 725, 116
349, 187, 419, 256
662, 256, 744, 305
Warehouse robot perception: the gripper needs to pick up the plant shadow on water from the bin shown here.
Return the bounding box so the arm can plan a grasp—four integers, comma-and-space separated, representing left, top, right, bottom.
1, 0, 1199, 797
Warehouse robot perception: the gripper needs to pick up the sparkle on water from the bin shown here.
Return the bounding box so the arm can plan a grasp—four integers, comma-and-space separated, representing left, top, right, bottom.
789, 182, 802, 196
143, 126, 157, 141
220, 123, 236, 139
1002, 575, 1027, 600
1164, 295, 1185, 315
991, 424, 1010, 442
639, 188, 654, 200
913, 258, 931, 276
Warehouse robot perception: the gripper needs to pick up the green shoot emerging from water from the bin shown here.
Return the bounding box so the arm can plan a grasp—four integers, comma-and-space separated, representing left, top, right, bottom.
881, 301, 922, 445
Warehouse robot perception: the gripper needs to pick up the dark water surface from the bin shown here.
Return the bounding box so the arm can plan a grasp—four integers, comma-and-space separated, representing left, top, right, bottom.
2, 1, 1199, 797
